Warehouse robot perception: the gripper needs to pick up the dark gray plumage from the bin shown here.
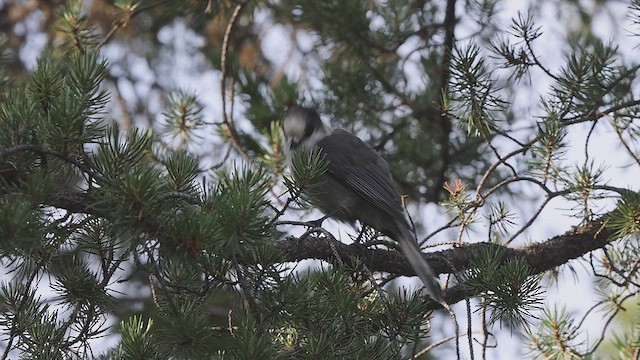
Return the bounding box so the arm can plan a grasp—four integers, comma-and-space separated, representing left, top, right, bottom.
282, 105, 443, 303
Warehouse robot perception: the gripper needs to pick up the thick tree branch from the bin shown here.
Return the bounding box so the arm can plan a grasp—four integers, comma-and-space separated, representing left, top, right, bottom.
276, 218, 613, 308
278, 219, 611, 276
45, 190, 617, 310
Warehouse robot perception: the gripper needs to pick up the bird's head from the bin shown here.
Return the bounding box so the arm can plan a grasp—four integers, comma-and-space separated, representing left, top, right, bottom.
282, 105, 330, 158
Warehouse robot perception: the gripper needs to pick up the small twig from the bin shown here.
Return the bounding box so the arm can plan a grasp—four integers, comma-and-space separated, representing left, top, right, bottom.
584, 120, 597, 166
505, 196, 552, 245
474, 137, 537, 199
270, 190, 302, 225
433, 246, 462, 359
227, 309, 234, 336
411, 325, 480, 359
580, 293, 638, 357
273, 219, 319, 228
614, 122, 640, 167
149, 275, 159, 307
359, 261, 402, 352
220, 2, 249, 160
523, 32, 558, 81
480, 131, 517, 178
97, 0, 174, 49
481, 302, 488, 360
0, 143, 110, 185
467, 298, 475, 360
564, 99, 640, 125
209, 144, 234, 170
421, 216, 461, 246
1, 258, 47, 360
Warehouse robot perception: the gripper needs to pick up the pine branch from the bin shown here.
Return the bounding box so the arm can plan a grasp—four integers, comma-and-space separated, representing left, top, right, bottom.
275, 217, 613, 308
47, 191, 616, 309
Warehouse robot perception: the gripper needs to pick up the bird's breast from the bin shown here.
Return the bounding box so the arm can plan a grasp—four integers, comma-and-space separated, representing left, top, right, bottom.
307, 173, 360, 224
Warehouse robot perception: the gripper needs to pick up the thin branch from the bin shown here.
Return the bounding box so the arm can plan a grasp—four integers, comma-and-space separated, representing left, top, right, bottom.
505, 195, 552, 245
97, 0, 175, 49
564, 99, 640, 125
481, 302, 489, 360
421, 215, 461, 246
220, 2, 249, 160
614, 122, 640, 167
0, 144, 109, 185
524, 33, 558, 81
580, 293, 638, 357
474, 137, 537, 198
1, 258, 46, 360
467, 298, 475, 360
411, 330, 485, 359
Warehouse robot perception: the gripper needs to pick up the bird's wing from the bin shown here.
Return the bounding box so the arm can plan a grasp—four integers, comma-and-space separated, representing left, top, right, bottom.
316, 129, 406, 217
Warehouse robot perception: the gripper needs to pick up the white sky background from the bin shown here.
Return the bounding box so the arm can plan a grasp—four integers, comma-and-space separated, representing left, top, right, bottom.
2, 0, 640, 358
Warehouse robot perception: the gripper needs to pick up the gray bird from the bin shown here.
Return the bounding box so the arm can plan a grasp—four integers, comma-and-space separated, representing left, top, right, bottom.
282, 105, 444, 303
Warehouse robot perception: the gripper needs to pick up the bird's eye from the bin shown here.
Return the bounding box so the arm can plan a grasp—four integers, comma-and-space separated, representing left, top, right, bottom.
304, 123, 315, 139
290, 140, 301, 150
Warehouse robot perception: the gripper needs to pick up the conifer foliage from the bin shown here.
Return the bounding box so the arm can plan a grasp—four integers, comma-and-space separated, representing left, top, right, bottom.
0, 0, 639, 358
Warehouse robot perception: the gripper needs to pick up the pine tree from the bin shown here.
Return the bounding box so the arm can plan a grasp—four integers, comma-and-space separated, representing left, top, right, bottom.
0, 0, 639, 359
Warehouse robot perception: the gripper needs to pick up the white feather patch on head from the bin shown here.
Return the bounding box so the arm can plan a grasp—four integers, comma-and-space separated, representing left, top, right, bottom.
282, 114, 307, 144
282, 106, 332, 160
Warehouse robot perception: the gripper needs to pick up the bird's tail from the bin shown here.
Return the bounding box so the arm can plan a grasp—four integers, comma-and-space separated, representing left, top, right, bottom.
397, 225, 444, 303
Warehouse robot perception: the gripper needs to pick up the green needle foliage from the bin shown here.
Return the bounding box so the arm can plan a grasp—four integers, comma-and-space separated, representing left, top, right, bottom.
461, 246, 544, 328
284, 147, 329, 207
0, 1, 640, 359
525, 306, 583, 359
447, 42, 506, 136
116, 316, 160, 360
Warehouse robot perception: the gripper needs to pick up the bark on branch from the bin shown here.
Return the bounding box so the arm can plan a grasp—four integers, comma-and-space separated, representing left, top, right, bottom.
50, 191, 616, 308
275, 219, 613, 308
